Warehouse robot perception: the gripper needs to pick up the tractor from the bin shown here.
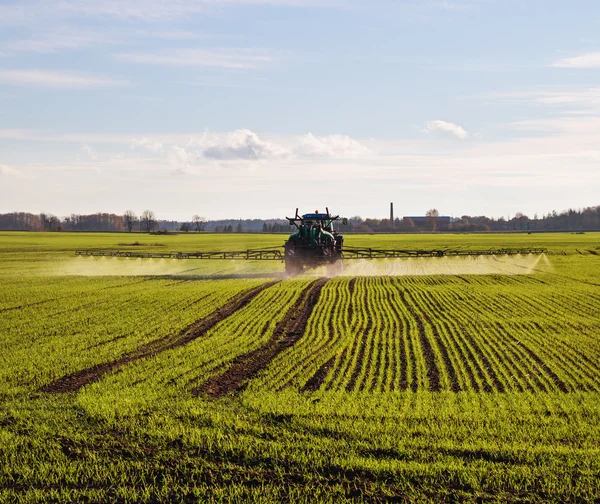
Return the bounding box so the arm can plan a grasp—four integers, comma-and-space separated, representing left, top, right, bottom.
283, 208, 345, 275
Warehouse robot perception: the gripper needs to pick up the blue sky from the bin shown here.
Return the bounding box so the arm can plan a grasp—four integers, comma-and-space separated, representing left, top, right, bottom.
1, 0, 599, 220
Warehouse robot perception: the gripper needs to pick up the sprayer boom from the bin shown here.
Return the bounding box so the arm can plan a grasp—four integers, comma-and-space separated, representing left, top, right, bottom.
75, 249, 284, 260
76, 246, 546, 262
341, 247, 546, 259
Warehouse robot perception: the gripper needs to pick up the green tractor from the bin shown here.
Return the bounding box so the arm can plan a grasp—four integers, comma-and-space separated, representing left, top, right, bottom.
284, 208, 346, 275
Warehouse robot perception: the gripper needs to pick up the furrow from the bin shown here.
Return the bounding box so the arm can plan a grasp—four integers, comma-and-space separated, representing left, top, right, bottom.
196, 278, 328, 398
40, 281, 279, 394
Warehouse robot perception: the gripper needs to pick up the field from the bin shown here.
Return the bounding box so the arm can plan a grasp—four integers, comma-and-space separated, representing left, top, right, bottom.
1, 231, 599, 503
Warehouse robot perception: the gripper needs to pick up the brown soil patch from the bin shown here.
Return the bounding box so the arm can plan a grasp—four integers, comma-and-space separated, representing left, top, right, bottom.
196, 278, 328, 398
40, 281, 279, 394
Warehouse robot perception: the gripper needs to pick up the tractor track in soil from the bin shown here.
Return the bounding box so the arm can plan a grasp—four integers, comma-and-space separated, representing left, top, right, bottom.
302, 355, 336, 392
40, 281, 280, 394
196, 278, 328, 398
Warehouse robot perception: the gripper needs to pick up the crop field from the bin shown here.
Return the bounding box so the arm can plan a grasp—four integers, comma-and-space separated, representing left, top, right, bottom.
1, 231, 599, 503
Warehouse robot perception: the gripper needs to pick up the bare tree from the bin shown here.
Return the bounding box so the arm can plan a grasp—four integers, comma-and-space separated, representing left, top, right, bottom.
140, 210, 157, 232
123, 210, 137, 233
192, 215, 205, 232
426, 208, 439, 232
40, 213, 59, 231
514, 212, 529, 230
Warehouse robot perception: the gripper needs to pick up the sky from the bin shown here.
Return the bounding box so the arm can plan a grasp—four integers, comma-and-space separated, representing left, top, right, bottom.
0, 0, 599, 221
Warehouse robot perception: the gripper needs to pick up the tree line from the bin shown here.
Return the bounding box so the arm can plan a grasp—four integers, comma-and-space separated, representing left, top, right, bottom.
0, 206, 598, 233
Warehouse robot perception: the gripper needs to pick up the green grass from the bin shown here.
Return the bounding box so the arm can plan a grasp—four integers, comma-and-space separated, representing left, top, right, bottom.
1, 232, 599, 502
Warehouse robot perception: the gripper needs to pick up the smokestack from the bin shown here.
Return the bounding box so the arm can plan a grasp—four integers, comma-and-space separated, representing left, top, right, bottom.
390, 202, 394, 224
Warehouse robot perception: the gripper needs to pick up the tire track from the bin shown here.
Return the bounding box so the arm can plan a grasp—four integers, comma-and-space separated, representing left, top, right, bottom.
196, 278, 328, 398
40, 281, 279, 394
302, 355, 336, 392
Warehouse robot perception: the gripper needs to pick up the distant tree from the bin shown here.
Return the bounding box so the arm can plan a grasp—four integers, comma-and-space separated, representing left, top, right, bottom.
140, 210, 157, 232
426, 208, 439, 231
262, 222, 269, 232
123, 210, 137, 232
40, 213, 59, 231
400, 217, 415, 232
226, 224, 233, 233
236, 221, 243, 233
192, 215, 205, 232
179, 222, 191, 232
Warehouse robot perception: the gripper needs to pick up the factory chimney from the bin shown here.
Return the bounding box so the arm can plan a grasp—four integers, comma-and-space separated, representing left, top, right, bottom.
390, 202, 394, 225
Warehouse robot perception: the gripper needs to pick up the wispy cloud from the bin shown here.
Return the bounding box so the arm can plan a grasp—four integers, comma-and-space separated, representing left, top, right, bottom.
423, 120, 469, 139
3, 29, 112, 54
131, 137, 164, 153
65, 0, 335, 19
0, 70, 130, 89
134, 30, 211, 41
295, 133, 370, 157
0, 0, 333, 25
484, 88, 600, 111
115, 48, 274, 69
552, 52, 600, 69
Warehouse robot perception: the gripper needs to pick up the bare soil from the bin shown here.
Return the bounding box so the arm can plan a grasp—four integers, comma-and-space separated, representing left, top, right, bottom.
302, 355, 336, 392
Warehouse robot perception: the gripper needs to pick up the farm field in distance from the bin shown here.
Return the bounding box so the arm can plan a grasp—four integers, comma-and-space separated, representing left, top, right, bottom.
1, 231, 599, 503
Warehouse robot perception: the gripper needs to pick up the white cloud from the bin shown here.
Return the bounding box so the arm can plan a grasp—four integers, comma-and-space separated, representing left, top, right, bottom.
168, 145, 195, 172
0, 70, 130, 89
424, 120, 469, 139
202, 129, 289, 160
3, 120, 600, 220
552, 52, 600, 69
295, 133, 370, 157
0, 165, 22, 177
131, 137, 164, 153
115, 48, 274, 69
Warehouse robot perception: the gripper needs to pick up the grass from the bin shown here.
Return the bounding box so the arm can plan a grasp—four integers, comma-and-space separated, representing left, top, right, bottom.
1, 231, 599, 502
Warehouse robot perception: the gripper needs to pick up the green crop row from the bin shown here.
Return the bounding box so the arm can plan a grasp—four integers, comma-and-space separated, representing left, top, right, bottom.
250, 274, 600, 394
74, 279, 314, 416
0, 277, 268, 394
